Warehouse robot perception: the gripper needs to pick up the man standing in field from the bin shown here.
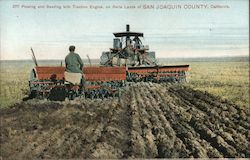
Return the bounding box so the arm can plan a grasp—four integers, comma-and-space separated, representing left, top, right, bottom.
65, 45, 85, 90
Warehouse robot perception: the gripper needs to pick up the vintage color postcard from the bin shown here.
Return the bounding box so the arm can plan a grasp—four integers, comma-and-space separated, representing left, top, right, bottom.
0, 0, 249, 159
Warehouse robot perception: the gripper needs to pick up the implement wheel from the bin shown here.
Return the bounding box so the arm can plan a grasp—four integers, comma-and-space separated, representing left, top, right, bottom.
48, 88, 67, 101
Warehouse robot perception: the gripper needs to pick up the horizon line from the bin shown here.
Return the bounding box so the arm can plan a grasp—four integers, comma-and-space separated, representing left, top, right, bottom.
0, 55, 249, 61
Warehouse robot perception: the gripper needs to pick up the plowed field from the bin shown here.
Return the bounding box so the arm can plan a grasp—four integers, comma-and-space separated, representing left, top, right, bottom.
0, 83, 249, 159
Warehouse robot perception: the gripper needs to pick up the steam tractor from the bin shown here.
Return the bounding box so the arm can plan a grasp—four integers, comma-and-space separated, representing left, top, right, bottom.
28, 25, 189, 100
100, 25, 189, 82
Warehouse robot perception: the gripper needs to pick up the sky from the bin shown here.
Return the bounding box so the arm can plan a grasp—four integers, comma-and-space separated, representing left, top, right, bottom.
0, 0, 249, 60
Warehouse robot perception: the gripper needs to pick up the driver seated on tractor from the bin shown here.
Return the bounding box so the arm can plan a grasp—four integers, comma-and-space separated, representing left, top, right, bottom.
133, 36, 142, 49
64, 45, 85, 89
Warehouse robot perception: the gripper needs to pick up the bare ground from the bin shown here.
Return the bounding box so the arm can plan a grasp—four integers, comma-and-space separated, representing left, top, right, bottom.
0, 82, 249, 159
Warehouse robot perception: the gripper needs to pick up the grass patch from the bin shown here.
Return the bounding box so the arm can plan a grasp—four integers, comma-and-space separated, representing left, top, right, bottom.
0, 57, 249, 108
186, 61, 249, 107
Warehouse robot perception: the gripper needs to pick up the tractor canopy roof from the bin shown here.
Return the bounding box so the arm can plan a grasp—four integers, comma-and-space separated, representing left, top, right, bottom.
113, 32, 143, 37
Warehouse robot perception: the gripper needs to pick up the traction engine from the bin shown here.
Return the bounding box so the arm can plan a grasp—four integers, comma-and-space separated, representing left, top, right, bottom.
100, 25, 190, 83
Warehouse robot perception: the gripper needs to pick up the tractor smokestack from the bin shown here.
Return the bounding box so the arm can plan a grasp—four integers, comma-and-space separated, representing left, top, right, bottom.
126, 24, 130, 32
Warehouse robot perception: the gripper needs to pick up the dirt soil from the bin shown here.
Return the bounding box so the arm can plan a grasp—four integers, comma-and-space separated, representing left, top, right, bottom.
0, 82, 249, 159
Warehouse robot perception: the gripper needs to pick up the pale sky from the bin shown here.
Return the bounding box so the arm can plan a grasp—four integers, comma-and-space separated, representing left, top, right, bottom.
0, 0, 249, 60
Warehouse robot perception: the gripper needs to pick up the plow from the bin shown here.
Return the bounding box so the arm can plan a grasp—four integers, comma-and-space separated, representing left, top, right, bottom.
29, 25, 190, 100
